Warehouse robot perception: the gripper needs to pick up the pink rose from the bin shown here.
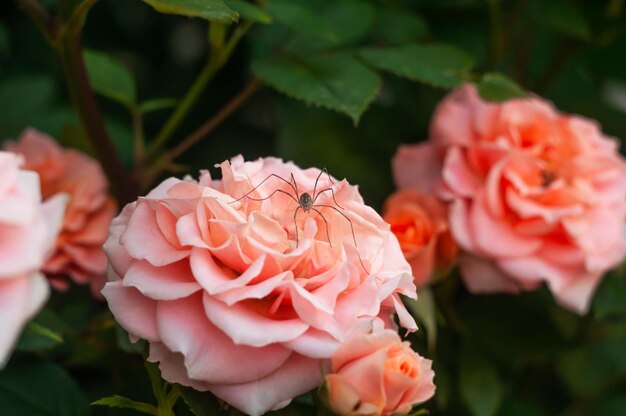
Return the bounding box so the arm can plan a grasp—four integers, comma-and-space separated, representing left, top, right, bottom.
383, 189, 458, 287
325, 330, 435, 415
0, 151, 66, 367
102, 156, 417, 415
6, 129, 117, 296
393, 85, 626, 313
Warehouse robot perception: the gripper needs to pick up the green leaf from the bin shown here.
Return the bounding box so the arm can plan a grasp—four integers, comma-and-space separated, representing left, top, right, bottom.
265, 1, 337, 41
16, 322, 63, 352
84, 49, 136, 108
139, 0, 238, 22
404, 290, 437, 352
359, 43, 475, 89
476, 73, 526, 102
593, 268, 626, 319
253, 53, 381, 124
0, 23, 9, 57
459, 350, 503, 416
285, 0, 376, 53
92, 395, 158, 415
0, 360, 92, 416
139, 98, 178, 114
374, 9, 429, 44
224, 0, 271, 23
179, 385, 222, 416
529, 0, 591, 41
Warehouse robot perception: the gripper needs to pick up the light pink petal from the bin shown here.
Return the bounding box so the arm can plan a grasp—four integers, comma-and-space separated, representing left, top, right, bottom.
123, 260, 201, 300
156, 295, 292, 384
101, 280, 159, 342
282, 328, 341, 359
0, 273, 49, 367
392, 143, 442, 194
104, 203, 135, 277
442, 147, 482, 198
460, 255, 522, 294
203, 293, 309, 347
148, 342, 211, 391
120, 202, 189, 266
208, 354, 322, 416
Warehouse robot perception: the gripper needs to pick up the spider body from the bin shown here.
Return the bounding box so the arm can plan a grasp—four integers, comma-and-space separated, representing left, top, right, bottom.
299, 193, 313, 212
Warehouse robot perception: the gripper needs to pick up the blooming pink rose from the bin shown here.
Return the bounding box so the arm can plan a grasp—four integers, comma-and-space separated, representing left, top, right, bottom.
383, 189, 457, 287
393, 85, 626, 313
103, 156, 417, 415
6, 129, 117, 296
0, 151, 66, 367
325, 330, 435, 415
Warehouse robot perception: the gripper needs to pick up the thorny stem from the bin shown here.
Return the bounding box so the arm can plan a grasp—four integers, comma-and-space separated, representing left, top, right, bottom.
132, 108, 145, 170
17, 0, 57, 40
142, 78, 261, 190
487, 0, 505, 67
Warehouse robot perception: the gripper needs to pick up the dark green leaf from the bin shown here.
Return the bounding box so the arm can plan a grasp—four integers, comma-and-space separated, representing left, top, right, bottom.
92, 395, 158, 414
459, 350, 503, 416
590, 395, 626, 416
374, 9, 429, 44
15, 322, 63, 352
224, 0, 271, 23
0, 23, 9, 57
0, 360, 92, 416
253, 53, 381, 124
359, 43, 475, 88
139, 0, 238, 22
476, 73, 526, 102
139, 98, 178, 114
529, 0, 591, 41
265, 1, 336, 41
593, 268, 626, 319
84, 49, 136, 108
404, 290, 437, 352
179, 385, 222, 416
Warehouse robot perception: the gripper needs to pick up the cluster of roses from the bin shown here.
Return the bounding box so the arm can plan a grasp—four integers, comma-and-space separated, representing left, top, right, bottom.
1, 85, 625, 416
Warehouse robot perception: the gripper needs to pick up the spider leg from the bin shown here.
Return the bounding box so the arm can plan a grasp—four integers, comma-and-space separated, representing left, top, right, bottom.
229, 173, 297, 203
312, 169, 325, 201
312, 187, 344, 209
313, 204, 369, 274
246, 188, 299, 204
293, 205, 302, 247
311, 207, 332, 248
290, 173, 299, 199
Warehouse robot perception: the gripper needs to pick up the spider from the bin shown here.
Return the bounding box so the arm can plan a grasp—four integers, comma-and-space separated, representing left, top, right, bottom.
229, 168, 369, 273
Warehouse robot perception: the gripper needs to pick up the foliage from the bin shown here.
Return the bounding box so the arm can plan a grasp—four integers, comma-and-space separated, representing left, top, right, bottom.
1, 0, 626, 415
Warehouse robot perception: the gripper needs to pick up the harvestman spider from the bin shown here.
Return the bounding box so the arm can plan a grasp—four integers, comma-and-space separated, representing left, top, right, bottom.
230, 168, 369, 273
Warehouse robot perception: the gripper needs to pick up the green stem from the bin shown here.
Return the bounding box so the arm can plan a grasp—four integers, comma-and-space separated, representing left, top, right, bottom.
145, 362, 176, 416
487, 0, 505, 67
146, 21, 254, 160
132, 107, 145, 170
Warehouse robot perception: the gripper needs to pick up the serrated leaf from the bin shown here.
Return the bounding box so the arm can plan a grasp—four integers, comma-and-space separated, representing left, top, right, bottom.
476, 73, 526, 102
225, 0, 271, 23
84, 49, 136, 108
0, 360, 92, 416
374, 9, 429, 44
139, 98, 178, 114
140, 0, 238, 22
265, 1, 336, 42
253, 53, 381, 124
92, 395, 158, 415
459, 350, 503, 416
359, 43, 475, 89
286, 0, 376, 53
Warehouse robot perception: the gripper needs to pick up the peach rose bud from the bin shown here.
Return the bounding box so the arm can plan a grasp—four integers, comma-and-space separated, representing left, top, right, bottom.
383, 189, 457, 287
325, 330, 435, 416
5, 129, 117, 297
0, 151, 67, 367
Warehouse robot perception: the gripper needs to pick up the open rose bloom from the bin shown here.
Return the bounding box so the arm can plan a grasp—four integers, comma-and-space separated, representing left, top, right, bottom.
383, 189, 457, 287
326, 330, 435, 416
394, 85, 626, 313
103, 156, 417, 415
0, 152, 66, 367
6, 129, 117, 296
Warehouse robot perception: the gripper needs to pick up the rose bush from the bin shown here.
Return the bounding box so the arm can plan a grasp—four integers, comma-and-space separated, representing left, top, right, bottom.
6, 129, 117, 296
383, 189, 457, 287
393, 85, 626, 313
325, 329, 435, 416
103, 156, 417, 415
0, 151, 66, 367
